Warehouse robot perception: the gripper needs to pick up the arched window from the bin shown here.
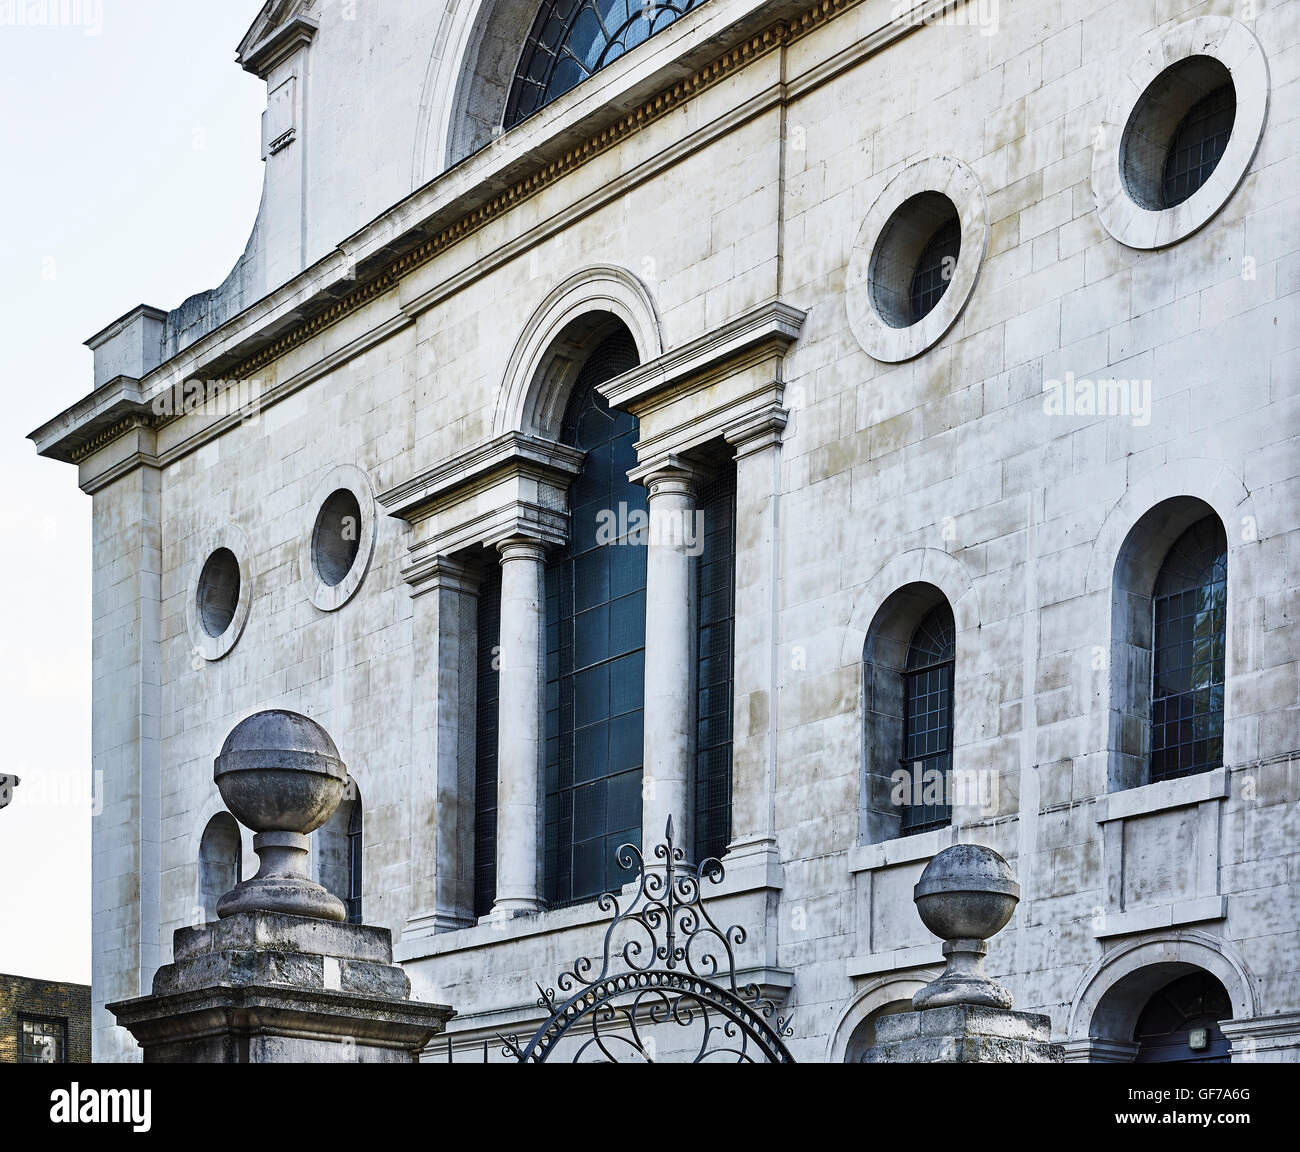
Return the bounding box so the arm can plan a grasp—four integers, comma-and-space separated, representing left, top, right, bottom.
544, 328, 645, 906
1150, 517, 1227, 782
900, 605, 956, 834
198, 813, 242, 922
505, 0, 707, 128
346, 792, 363, 924
862, 584, 959, 844
319, 779, 361, 923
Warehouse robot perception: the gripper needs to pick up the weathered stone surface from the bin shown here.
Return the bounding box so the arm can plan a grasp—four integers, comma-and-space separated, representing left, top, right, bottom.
31, 0, 1300, 1063
109, 911, 451, 1063
864, 1007, 1064, 1064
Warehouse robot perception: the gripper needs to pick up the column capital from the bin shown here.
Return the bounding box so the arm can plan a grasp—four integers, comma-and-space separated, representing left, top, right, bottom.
494, 535, 550, 564
723, 403, 788, 459
627, 453, 704, 498
403, 553, 482, 598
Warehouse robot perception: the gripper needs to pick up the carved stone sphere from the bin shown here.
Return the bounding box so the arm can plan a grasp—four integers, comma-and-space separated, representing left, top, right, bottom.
214, 710, 347, 834
914, 843, 1020, 942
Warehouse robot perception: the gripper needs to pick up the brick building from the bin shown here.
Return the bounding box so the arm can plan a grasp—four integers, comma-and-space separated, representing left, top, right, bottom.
30, 0, 1299, 1062
0, 974, 91, 1063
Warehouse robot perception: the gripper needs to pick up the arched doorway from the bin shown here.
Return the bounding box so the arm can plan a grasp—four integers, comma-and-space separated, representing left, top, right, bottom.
1134, 972, 1232, 1063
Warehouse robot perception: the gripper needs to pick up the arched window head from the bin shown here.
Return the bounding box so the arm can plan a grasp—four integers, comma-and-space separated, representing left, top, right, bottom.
900, 604, 955, 835
505, 0, 707, 128
1151, 517, 1226, 782
544, 327, 645, 907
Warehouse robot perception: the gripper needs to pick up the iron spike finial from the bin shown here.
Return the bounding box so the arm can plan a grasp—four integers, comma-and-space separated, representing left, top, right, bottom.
665, 815, 674, 843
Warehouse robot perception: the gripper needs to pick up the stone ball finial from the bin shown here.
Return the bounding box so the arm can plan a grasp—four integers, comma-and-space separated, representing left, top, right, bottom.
912, 843, 1020, 1011
214, 710, 348, 922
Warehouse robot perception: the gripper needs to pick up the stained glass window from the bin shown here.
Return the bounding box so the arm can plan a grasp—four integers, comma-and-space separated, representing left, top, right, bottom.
1151, 518, 1226, 782
506, 0, 708, 128
544, 330, 645, 906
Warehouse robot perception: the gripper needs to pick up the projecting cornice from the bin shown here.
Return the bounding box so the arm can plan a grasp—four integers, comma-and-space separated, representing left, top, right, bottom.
238, 2, 319, 78
27, 376, 156, 466
599, 300, 805, 415
32, 0, 943, 477
377, 431, 584, 524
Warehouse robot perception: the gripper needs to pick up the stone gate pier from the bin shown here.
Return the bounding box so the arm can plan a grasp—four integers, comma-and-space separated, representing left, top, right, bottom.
863, 845, 1064, 1064
109, 710, 453, 1062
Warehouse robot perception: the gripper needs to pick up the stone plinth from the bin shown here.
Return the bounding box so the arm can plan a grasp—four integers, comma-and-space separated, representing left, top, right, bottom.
862, 1005, 1064, 1064
108, 911, 453, 1063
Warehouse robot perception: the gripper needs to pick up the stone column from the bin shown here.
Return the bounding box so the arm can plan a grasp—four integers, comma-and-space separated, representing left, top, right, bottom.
720, 408, 786, 882
494, 536, 547, 914
405, 557, 479, 939
632, 459, 700, 858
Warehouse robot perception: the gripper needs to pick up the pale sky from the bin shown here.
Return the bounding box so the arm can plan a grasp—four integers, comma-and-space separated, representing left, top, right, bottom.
0, 1, 266, 983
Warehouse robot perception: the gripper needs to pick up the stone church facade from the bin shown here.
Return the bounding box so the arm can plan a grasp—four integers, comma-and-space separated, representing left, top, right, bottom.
31, 0, 1298, 1062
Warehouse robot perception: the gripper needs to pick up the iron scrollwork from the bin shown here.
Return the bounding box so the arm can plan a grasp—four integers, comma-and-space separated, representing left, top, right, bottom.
500, 817, 796, 1062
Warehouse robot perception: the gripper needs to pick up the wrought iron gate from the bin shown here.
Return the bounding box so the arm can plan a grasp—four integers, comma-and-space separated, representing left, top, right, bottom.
499, 818, 796, 1063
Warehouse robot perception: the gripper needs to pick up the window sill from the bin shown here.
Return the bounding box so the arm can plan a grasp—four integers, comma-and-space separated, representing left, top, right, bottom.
848, 824, 956, 874
1095, 766, 1229, 824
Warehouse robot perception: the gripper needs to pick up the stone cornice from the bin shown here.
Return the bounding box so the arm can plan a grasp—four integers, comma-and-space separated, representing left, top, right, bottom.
34, 0, 896, 474
28, 376, 158, 466
599, 300, 805, 416
239, 5, 319, 78
377, 431, 584, 524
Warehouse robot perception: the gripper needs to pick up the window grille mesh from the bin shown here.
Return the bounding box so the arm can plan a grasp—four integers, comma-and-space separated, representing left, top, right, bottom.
1161, 83, 1235, 208
1151, 518, 1226, 782
908, 217, 961, 324
900, 603, 955, 835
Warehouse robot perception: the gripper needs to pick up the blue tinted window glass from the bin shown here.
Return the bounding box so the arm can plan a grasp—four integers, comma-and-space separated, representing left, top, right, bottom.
544, 330, 645, 906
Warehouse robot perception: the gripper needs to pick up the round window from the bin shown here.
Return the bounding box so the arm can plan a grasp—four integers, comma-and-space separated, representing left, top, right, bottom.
312, 489, 363, 588
1120, 56, 1236, 212
869, 192, 963, 329
197, 548, 241, 638
846, 156, 987, 363
1091, 17, 1268, 250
